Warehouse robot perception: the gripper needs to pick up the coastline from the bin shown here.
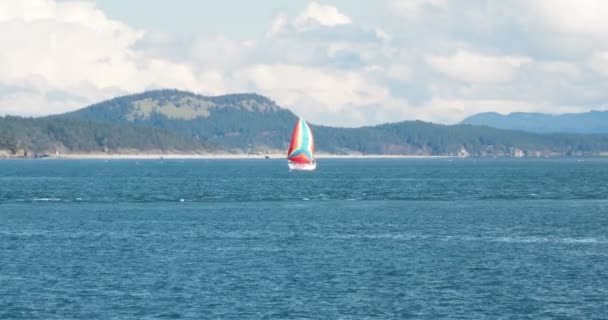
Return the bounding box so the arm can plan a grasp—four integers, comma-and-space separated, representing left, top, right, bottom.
4, 152, 606, 160
30, 153, 457, 160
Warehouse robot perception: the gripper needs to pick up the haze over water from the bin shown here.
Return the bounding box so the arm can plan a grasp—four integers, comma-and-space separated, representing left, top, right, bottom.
1, 159, 608, 319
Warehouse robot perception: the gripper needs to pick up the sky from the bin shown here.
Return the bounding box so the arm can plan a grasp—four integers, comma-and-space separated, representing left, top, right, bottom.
1, 0, 608, 127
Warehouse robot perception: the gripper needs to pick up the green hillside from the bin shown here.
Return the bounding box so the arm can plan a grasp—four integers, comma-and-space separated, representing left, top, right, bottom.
1, 89, 607, 158
0, 116, 211, 157
316, 121, 608, 157
60, 90, 297, 152
55, 89, 608, 157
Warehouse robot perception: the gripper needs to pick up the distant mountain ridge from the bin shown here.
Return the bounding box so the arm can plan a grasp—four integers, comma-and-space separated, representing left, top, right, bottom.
461, 110, 608, 134
2, 89, 608, 158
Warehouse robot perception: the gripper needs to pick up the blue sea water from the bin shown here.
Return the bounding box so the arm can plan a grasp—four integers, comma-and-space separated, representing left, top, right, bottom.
1, 158, 607, 319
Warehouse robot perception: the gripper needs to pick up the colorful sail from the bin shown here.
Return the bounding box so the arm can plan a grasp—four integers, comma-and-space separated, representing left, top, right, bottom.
287, 118, 315, 166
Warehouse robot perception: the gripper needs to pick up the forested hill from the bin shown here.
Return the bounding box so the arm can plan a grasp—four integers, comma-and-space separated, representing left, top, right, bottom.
59, 90, 297, 152
55, 89, 608, 157
325, 121, 608, 157
0, 116, 211, 157
2, 89, 608, 158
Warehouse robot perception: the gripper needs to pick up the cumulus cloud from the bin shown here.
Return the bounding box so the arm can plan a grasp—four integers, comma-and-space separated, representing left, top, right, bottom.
0, 0, 395, 125
427, 50, 532, 84
265, 2, 354, 40
589, 52, 608, 74
416, 98, 584, 124
267, 13, 289, 37
389, 0, 448, 17
522, 0, 608, 39
0, 0, 209, 115
537, 61, 582, 78
293, 2, 352, 31
2, 0, 608, 126
234, 64, 391, 126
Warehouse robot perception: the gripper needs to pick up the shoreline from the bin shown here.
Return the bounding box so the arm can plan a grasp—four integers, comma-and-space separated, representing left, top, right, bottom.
2, 153, 605, 160
16, 153, 458, 160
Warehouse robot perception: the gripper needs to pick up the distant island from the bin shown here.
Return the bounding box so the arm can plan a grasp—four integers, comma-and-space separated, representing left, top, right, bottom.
461, 110, 608, 134
2, 89, 608, 158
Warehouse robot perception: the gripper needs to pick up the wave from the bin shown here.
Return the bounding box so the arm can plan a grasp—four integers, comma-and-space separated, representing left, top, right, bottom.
297, 232, 608, 245
2, 195, 608, 204
488, 236, 608, 244
32, 198, 61, 202
2, 226, 605, 245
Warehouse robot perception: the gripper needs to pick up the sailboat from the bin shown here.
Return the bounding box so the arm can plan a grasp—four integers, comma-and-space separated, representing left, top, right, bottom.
287, 118, 316, 171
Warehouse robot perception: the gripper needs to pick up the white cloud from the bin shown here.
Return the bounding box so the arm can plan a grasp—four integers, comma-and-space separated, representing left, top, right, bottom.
190, 36, 255, 68
385, 64, 412, 82
427, 50, 532, 84
327, 42, 353, 58
0, 1, 131, 33
418, 98, 584, 124
588, 52, 608, 77
374, 28, 392, 42
197, 69, 229, 96
235, 64, 391, 126
0, 90, 83, 117
238, 64, 389, 107
390, 0, 447, 17
2, 0, 608, 127
267, 13, 289, 37
537, 61, 582, 78
293, 2, 352, 31
522, 0, 608, 39
0, 0, 211, 115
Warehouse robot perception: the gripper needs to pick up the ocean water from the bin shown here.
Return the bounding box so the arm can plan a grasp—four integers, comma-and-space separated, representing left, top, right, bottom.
1, 158, 607, 319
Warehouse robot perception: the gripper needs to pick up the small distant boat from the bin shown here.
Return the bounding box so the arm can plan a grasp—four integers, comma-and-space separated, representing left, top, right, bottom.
287, 118, 316, 171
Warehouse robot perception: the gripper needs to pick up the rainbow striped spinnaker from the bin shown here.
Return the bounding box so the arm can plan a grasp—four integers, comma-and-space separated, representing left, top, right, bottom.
287, 118, 316, 171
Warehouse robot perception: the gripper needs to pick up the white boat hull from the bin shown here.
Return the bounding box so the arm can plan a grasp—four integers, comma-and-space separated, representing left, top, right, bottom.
288, 161, 317, 171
